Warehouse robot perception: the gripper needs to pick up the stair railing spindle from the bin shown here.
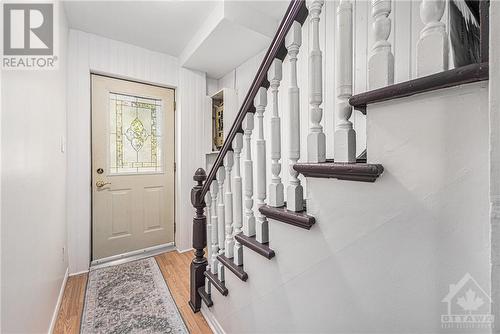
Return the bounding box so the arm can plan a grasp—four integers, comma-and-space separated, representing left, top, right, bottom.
334, 0, 356, 163
204, 190, 212, 295
210, 181, 219, 274
216, 166, 226, 281
285, 21, 305, 212
242, 113, 256, 237
416, 0, 448, 77
224, 151, 235, 258
368, 0, 394, 89
268, 59, 284, 208
255, 87, 269, 243
307, 0, 326, 163
233, 133, 244, 265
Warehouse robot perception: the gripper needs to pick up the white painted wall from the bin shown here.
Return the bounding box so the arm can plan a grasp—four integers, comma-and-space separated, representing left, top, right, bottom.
489, 2, 500, 331
176, 67, 209, 254
0, 40, 2, 334
1, 4, 69, 333
205, 82, 490, 333
66, 30, 206, 274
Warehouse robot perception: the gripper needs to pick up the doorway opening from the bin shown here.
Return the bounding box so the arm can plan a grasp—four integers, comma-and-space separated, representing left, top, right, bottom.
91, 74, 176, 265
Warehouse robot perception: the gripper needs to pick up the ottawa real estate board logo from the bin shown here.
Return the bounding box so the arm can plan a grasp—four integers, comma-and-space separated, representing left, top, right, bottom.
2, 2, 58, 69
441, 273, 494, 330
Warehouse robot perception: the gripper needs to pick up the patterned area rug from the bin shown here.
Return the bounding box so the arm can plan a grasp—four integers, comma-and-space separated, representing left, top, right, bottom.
81, 257, 188, 334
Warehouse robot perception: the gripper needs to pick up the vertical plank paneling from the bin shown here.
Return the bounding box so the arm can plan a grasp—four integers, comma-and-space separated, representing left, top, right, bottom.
323, 0, 335, 159
393, 1, 412, 83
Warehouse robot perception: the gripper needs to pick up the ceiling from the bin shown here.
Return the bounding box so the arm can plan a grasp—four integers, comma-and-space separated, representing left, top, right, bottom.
63, 1, 290, 78
64, 1, 218, 57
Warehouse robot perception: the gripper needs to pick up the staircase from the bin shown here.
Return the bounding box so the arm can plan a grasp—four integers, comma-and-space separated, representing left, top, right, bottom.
188, 0, 490, 332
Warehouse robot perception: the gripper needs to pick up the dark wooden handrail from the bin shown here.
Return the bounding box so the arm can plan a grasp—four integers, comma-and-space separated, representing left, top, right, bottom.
200, 0, 308, 198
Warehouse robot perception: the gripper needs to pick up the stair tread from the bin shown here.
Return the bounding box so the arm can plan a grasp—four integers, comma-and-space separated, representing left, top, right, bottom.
234, 233, 275, 259
259, 205, 315, 230
217, 254, 248, 281
294, 162, 384, 182
197, 286, 213, 307
349, 63, 489, 112
204, 271, 228, 296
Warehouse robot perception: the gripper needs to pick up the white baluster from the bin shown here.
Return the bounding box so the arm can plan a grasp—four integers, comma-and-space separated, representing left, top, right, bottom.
285, 21, 304, 212
224, 151, 234, 258
242, 113, 256, 236
307, 0, 326, 163
368, 0, 394, 89
205, 190, 212, 295
334, 0, 356, 163
233, 133, 244, 265
416, 0, 448, 77
254, 87, 269, 243
210, 181, 219, 274
216, 166, 226, 281
268, 59, 284, 208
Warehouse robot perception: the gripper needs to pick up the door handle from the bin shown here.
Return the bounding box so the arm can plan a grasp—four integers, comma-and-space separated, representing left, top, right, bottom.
96, 180, 111, 189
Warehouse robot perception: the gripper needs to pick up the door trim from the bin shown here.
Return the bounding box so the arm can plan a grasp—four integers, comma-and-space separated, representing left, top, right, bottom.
90, 73, 177, 262
90, 242, 176, 269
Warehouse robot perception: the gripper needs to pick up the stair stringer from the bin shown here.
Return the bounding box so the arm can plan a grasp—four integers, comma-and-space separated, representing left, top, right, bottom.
205, 82, 490, 333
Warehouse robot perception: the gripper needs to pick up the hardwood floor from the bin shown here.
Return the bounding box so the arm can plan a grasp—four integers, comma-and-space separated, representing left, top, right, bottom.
156, 251, 213, 334
53, 250, 212, 334
53, 273, 87, 334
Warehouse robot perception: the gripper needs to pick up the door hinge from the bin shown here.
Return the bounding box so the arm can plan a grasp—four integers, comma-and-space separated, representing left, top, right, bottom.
174, 101, 176, 111
174, 162, 176, 172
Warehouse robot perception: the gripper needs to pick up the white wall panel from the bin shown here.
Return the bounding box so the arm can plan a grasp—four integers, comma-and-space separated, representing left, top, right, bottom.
67, 30, 205, 274
176, 67, 208, 254
1, 4, 69, 333
490, 2, 500, 329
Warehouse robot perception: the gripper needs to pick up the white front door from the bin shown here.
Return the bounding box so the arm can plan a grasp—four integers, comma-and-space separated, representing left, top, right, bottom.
91, 75, 175, 261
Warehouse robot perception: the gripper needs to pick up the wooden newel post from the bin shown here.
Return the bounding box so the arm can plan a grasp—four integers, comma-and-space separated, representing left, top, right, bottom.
189, 168, 207, 313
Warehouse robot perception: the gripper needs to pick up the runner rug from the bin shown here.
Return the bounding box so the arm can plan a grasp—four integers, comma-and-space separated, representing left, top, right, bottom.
81, 257, 188, 334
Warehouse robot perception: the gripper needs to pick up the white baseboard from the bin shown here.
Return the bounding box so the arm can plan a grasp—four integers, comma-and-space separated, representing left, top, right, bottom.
48, 267, 69, 334
201, 304, 226, 334
176, 247, 193, 254
69, 269, 89, 277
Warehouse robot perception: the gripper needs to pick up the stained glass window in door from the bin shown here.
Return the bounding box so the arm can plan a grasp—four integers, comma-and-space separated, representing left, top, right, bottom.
109, 93, 163, 174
